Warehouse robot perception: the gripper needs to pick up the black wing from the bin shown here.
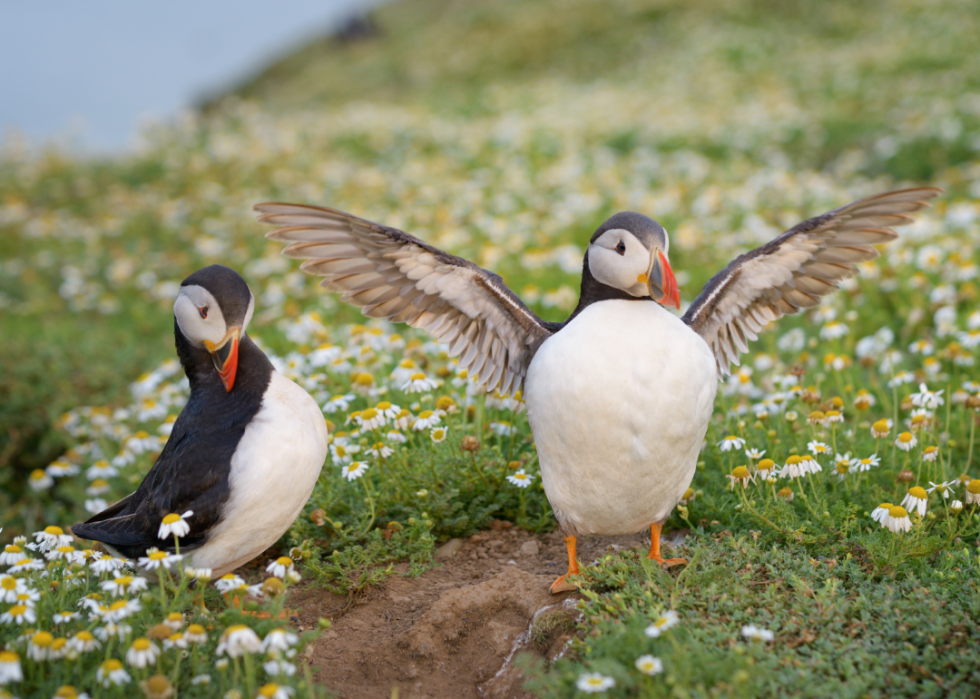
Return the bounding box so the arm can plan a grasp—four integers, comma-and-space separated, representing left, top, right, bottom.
254, 202, 555, 396
682, 187, 942, 375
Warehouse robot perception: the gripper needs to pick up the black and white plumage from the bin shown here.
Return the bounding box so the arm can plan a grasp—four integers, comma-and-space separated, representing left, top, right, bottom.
256, 186, 939, 592
72, 265, 329, 576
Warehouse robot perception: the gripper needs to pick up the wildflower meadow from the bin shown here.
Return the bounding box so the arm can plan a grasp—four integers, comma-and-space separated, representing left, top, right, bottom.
2, 0, 980, 696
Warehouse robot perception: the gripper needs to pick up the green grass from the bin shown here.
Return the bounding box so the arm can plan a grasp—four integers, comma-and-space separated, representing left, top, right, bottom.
3, 0, 980, 695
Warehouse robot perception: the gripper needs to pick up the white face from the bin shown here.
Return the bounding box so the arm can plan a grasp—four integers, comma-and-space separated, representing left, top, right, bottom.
587, 229, 656, 297
174, 284, 254, 347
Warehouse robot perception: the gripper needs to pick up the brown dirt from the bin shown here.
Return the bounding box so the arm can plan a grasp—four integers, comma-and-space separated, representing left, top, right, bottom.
287, 523, 689, 699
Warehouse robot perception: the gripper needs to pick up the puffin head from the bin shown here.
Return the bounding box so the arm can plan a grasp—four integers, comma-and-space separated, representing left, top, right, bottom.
586, 212, 680, 309
174, 265, 255, 392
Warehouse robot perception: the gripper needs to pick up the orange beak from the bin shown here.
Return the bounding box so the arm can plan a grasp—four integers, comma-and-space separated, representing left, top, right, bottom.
648, 249, 681, 309
205, 327, 241, 392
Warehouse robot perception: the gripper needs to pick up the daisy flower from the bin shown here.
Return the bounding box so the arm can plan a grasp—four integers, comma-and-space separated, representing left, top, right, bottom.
184, 567, 212, 583
741, 624, 775, 642
27, 631, 53, 661
0, 605, 37, 626
576, 673, 615, 693
322, 393, 355, 413
257, 683, 295, 699
265, 557, 295, 580
0, 545, 25, 566
33, 526, 73, 552
807, 441, 830, 456
727, 466, 753, 490
330, 442, 360, 466
7, 557, 44, 574
97, 659, 131, 687
910, 383, 944, 410
635, 655, 663, 675
430, 427, 448, 443
138, 549, 183, 570
854, 454, 880, 472
506, 469, 534, 488
717, 435, 746, 452
0, 650, 23, 684
367, 442, 393, 459
53, 611, 80, 624
357, 408, 386, 431
644, 610, 680, 637
413, 410, 442, 430
100, 573, 149, 597
215, 574, 248, 594
490, 421, 515, 436
922, 446, 939, 462
950, 500, 964, 512
807, 411, 826, 427
779, 455, 807, 479
870, 419, 891, 438
125, 638, 160, 668
901, 487, 929, 517
885, 505, 912, 533
263, 660, 297, 677
342, 461, 368, 481
94, 623, 133, 641
90, 556, 128, 574
184, 624, 208, 644
69, 631, 101, 654
191, 674, 211, 685
393, 409, 414, 430
896, 432, 917, 451
823, 409, 843, 424
164, 612, 184, 631
744, 448, 765, 460
927, 480, 956, 499
0, 575, 27, 603
755, 459, 776, 479
28, 469, 54, 491
386, 430, 407, 444
403, 372, 438, 393
853, 390, 876, 410
966, 480, 980, 505
163, 633, 187, 651
216, 625, 262, 657
157, 511, 193, 540
262, 629, 299, 652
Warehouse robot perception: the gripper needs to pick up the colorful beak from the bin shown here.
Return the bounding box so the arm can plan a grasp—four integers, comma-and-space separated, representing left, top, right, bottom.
205, 327, 240, 392
647, 250, 681, 310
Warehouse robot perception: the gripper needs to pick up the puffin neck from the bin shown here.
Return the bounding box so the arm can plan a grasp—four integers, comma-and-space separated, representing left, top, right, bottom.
563, 256, 651, 325
173, 319, 273, 394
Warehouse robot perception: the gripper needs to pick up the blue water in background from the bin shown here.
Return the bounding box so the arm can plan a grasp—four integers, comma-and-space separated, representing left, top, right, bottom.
0, 0, 382, 152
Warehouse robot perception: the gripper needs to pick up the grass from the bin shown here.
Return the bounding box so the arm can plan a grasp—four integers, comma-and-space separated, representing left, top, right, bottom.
3, 0, 980, 696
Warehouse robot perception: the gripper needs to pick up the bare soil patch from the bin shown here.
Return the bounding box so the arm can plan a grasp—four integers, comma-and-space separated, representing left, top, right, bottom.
287, 524, 686, 698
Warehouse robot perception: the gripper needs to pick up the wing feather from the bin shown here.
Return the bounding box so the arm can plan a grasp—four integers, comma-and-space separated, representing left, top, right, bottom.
682, 187, 941, 375
256, 202, 553, 394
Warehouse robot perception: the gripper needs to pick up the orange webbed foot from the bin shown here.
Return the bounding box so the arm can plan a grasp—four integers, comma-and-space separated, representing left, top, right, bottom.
550, 574, 580, 594
647, 553, 688, 568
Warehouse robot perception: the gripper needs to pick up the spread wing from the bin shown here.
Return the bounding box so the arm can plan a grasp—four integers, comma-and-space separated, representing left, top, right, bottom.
254, 202, 555, 395
682, 187, 942, 376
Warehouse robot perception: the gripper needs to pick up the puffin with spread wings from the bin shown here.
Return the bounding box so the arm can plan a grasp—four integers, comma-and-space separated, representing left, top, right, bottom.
256, 187, 939, 593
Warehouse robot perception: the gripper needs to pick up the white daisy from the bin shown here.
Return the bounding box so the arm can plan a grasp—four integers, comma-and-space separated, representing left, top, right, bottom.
413, 410, 442, 430
265, 557, 295, 579
506, 469, 534, 488
216, 625, 262, 657
68, 631, 102, 654
100, 573, 149, 597
386, 430, 407, 444
0, 650, 23, 684
885, 505, 912, 533
367, 442, 394, 459
90, 556, 128, 574
342, 461, 368, 481
125, 638, 160, 668
33, 526, 73, 552
717, 436, 746, 452
97, 659, 131, 687
157, 511, 193, 540
356, 408, 386, 431
256, 683, 295, 699
322, 393, 355, 413
402, 372, 438, 393
644, 610, 680, 637
927, 480, 955, 499
910, 383, 944, 410
52, 611, 80, 624
0, 545, 25, 566
262, 628, 299, 652
214, 573, 248, 594
375, 401, 401, 419
138, 549, 183, 570
635, 654, 663, 675
901, 487, 929, 517
263, 659, 297, 677
744, 448, 766, 460
430, 427, 448, 443
576, 673, 615, 693
0, 574, 28, 603
741, 624, 775, 642
330, 442, 360, 466
0, 605, 36, 626
807, 441, 830, 456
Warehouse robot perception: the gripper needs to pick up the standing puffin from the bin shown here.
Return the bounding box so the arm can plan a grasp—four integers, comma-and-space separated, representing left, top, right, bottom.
72, 265, 329, 577
255, 187, 939, 593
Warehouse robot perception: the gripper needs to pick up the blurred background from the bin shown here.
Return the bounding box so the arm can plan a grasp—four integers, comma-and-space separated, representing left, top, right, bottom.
1, 0, 978, 524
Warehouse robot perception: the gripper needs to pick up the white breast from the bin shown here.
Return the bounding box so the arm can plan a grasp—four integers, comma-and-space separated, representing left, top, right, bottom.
191, 371, 329, 576
525, 300, 717, 536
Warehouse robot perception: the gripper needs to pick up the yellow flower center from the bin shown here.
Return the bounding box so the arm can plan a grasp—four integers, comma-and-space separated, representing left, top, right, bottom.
376, 401, 392, 411
1, 578, 16, 590
888, 506, 908, 518
276, 556, 293, 567
732, 466, 750, 479
51, 638, 67, 651
149, 551, 167, 560
825, 410, 841, 418
898, 432, 913, 442
836, 463, 848, 474
259, 684, 281, 698
44, 526, 64, 536
361, 408, 379, 420
724, 436, 739, 442
135, 431, 149, 439
355, 374, 374, 386
109, 601, 128, 611
346, 463, 359, 473
161, 513, 181, 525
3, 545, 21, 554
77, 631, 94, 642
8, 605, 27, 617
809, 411, 825, 420
682, 487, 695, 499
0, 651, 18, 663
187, 624, 205, 636
436, 396, 455, 410
114, 576, 133, 587
432, 429, 446, 439
132, 638, 151, 651
967, 480, 980, 494
872, 420, 889, 432
924, 446, 937, 454
102, 659, 123, 672
785, 455, 802, 465
757, 459, 775, 470
32, 631, 53, 647
418, 410, 434, 419
513, 473, 528, 480
410, 373, 426, 381
908, 486, 928, 499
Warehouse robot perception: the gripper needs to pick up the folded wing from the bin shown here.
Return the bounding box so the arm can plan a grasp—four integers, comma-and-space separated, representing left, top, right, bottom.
682, 187, 942, 376
255, 203, 555, 395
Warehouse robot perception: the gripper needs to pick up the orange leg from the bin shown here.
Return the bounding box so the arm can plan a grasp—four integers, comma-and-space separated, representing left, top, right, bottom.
648, 522, 687, 568
549, 536, 582, 594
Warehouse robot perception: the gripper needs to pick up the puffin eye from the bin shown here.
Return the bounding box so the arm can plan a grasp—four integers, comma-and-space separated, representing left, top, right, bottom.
198, 306, 208, 319
615, 241, 626, 255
